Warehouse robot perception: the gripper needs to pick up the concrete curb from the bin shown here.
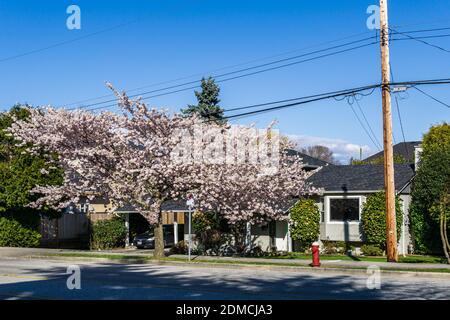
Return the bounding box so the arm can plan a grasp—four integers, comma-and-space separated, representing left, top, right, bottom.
23, 254, 450, 279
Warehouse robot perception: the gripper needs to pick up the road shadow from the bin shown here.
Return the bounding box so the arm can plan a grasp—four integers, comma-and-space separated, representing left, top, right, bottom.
0, 260, 447, 300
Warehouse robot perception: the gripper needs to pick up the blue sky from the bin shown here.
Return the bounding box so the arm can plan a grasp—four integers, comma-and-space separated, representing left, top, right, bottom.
1, 0, 449, 162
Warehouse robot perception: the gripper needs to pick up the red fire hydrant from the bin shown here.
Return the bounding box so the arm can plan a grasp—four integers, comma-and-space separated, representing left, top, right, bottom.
311, 241, 321, 267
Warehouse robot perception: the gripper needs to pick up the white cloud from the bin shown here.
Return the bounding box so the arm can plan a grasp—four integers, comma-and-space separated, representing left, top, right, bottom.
286, 134, 372, 164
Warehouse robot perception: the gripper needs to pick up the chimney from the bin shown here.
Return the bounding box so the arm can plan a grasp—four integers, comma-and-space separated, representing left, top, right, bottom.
414, 144, 423, 170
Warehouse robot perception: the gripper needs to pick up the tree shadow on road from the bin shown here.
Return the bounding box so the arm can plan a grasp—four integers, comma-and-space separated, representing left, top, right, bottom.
0, 260, 446, 300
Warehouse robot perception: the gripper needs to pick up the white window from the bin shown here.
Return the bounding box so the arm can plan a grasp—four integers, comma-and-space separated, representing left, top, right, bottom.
326, 196, 362, 223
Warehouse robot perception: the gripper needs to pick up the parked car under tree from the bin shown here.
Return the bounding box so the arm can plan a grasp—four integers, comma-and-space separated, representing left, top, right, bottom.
133, 226, 175, 249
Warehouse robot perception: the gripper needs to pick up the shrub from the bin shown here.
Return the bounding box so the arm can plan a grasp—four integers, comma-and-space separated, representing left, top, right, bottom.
192, 211, 230, 255
90, 217, 127, 250
170, 240, 188, 254
321, 241, 358, 254
361, 192, 402, 249
321, 241, 341, 254
289, 199, 320, 250
361, 244, 384, 256
410, 123, 450, 255
0, 217, 41, 247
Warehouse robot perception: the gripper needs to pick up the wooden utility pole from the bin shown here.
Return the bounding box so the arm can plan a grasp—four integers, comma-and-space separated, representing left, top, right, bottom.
379, 0, 398, 262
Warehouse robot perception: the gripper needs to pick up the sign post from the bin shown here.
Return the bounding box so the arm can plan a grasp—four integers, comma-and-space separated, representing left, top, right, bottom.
186, 196, 195, 262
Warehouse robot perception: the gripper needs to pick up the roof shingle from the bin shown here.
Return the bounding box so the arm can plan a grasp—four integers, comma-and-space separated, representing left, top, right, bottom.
307, 164, 415, 193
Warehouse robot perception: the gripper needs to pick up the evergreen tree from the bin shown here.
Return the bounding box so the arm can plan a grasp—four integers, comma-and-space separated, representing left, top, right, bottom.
182, 77, 225, 124
410, 123, 450, 255
0, 105, 63, 229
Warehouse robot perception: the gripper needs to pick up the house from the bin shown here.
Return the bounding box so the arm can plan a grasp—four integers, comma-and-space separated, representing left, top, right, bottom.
40, 149, 328, 249
78, 150, 329, 250
362, 141, 422, 164
306, 163, 415, 254
40, 146, 417, 255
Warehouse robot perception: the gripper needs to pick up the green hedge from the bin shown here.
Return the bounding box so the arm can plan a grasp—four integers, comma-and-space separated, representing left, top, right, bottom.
90, 217, 127, 250
361, 192, 402, 250
360, 244, 384, 256
0, 217, 41, 247
409, 123, 450, 254
289, 199, 320, 249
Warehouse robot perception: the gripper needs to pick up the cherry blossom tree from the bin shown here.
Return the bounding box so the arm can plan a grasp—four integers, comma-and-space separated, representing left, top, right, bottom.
9, 92, 211, 257
193, 137, 321, 251
9, 87, 320, 257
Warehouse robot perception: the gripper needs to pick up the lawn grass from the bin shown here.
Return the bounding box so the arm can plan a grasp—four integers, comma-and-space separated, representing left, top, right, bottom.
43, 251, 446, 264
265, 253, 446, 264
38, 252, 450, 274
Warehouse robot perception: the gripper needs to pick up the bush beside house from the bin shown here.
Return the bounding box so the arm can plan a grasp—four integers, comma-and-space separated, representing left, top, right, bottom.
0, 217, 41, 247
90, 217, 127, 250
360, 244, 384, 256
289, 199, 320, 251
361, 191, 403, 251
410, 123, 450, 256
192, 211, 231, 255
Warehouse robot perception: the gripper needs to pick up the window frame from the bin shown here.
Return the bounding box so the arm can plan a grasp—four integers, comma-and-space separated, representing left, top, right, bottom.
325, 195, 363, 224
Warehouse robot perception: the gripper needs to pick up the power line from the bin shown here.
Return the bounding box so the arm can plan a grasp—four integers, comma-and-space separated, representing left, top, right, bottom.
217, 78, 450, 121
413, 86, 450, 109
391, 26, 450, 35
221, 84, 380, 121
73, 37, 450, 113
353, 96, 382, 150
331, 89, 382, 150
63, 27, 450, 112
389, 27, 450, 53
87, 77, 450, 115
0, 20, 138, 63
73, 37, 378, 111
83, 44, 379, 112
63, 26, 450, 108
223, 85, 378, 114
63, 30, 377, 107
391, 33, 450, 41
348, 99, 382, 151
390, 65, 409, 160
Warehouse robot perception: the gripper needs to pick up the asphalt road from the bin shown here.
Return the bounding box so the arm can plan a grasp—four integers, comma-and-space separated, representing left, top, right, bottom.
0, 258, 449, 300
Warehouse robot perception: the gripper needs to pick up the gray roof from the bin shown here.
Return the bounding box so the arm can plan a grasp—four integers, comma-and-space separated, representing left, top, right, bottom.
285, 149, 331, 168
307, 164, 415, 193
364, 141, 421, 163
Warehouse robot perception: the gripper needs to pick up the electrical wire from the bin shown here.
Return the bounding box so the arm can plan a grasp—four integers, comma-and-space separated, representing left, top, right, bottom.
390, 65, 410, 160
216, 78, 450, 121
221, 84, 380, 121
62, 31, 378, 107
353, 96, 382, 150
74, 39, 378, 112
63, 26, 450, 112
0, 20, 138, 63
389, 27, 450, 53
413, 86, 450, 109
348, 99, 382, 151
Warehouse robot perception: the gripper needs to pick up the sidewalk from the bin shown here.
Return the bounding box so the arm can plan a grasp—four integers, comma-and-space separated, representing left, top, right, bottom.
171, 254, 450, 271
1, 247, 450, 273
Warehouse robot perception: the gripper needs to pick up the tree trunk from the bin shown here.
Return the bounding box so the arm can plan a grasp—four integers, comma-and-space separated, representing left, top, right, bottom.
153, 202, 165, 259
440, 210, 450, 264
438, 191, 450, 264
